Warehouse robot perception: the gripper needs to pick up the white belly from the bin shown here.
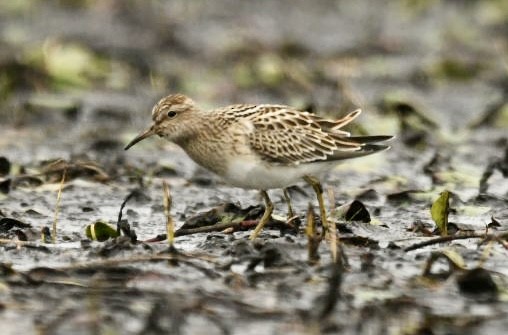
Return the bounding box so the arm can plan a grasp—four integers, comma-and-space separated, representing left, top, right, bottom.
223, 158, 333, 190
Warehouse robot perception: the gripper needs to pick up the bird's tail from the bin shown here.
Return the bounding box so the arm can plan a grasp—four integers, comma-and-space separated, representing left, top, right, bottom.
328, 135, 393, 161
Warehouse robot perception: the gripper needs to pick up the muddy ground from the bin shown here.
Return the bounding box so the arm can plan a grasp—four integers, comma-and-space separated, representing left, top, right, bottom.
1, 0, 508, 334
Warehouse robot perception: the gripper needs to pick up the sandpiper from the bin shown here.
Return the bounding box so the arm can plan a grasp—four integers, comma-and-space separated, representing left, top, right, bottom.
125, 94, 392, 239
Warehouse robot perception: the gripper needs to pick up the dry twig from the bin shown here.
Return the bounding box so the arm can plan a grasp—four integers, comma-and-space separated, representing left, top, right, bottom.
52, 168, 67, 243
162, 181, 174, 247
403, 232, 499, 252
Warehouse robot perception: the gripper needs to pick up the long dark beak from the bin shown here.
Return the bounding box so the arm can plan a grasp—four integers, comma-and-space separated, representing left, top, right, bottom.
124, 127, 155, 150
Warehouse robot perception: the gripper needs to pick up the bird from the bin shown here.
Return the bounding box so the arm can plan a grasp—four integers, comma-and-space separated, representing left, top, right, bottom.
125, 94, 393, 239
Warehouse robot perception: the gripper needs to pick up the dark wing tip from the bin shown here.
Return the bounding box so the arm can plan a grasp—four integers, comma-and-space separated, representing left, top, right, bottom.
327, 142, 391, 161
347, 135, 395, 144
361, 143, 391, 153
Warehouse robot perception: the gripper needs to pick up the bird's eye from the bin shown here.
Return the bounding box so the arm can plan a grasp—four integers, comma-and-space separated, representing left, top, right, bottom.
167, 111, 177, 118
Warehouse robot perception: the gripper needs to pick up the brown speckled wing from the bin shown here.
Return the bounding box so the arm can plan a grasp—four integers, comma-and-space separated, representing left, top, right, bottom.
242, 106, 363, 165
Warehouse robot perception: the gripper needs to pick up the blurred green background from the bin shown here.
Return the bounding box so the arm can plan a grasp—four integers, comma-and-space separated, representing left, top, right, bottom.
1, 0, 506, 124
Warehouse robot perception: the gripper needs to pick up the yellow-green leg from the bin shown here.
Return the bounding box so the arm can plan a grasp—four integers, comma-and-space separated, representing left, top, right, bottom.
283, 188, 295, 220
304, 175, 328, 233
249, 190, 274, 240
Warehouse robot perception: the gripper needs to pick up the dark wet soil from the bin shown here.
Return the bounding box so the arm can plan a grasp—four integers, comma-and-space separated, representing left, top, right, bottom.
1, 1, 508, 334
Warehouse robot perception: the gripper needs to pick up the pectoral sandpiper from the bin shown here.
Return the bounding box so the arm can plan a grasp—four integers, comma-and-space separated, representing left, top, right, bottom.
125, 94, 392, 239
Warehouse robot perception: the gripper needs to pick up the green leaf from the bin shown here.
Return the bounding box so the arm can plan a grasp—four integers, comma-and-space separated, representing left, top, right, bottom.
431, 190, 450, 236
85, 220, 119, 241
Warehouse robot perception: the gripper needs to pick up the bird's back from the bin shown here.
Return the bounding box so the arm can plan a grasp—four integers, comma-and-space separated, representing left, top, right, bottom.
214, 105, 392, 166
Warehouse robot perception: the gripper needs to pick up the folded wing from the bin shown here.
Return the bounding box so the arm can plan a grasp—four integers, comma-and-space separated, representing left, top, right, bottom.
243, 106, 392, 165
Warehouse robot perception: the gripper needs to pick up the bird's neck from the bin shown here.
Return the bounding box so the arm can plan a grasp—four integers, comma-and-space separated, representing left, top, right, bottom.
172, 112, 215, 145
174, 113, 230, 175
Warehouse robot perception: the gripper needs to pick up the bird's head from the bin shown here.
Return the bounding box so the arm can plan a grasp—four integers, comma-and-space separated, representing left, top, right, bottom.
124, 94, 198, 150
